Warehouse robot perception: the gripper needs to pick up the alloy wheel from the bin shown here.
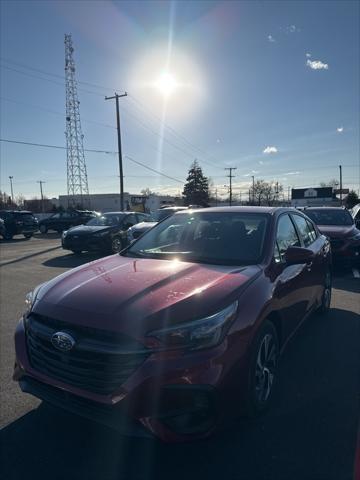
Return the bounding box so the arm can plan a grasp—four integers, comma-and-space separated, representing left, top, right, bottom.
254, 333, 278, 405
112, 238, 122, 253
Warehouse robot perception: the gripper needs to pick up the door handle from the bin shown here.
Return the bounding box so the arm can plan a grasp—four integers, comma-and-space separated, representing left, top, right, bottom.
306, 261, 313, 272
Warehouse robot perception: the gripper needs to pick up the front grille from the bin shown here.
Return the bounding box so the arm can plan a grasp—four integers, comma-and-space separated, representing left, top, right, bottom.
26, 314, 149, 395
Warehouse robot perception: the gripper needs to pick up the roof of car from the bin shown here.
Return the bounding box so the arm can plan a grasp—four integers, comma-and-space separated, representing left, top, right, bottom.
0, 210, 33, 214
102, 211, 137, 215
173, 206, 289, 214
304, 206, 347, 210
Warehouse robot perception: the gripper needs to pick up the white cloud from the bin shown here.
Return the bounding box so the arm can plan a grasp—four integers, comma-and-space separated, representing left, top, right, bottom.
306, 52, 311, 58
243, 170, 260, 177
267, 35, 276, 43
336, 127, 344, 133
263, 146, 278, 154
306, 59, 329, 70
259, 160, 264, 165
288, 25, 297, 33
284, 171, 300, 175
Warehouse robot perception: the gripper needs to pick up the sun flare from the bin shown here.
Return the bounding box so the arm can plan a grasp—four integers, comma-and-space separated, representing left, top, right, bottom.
155, 72, 178, 97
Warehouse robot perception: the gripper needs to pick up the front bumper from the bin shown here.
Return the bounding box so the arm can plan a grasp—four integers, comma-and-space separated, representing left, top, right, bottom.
14, 318, 246, 442
62, 235, 110, 252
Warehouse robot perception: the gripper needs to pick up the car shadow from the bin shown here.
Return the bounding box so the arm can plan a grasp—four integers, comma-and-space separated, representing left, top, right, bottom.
42, 252, 103, 269
34, 232, 61, 239
1, 308, 359, 480
0, 236, 33, 244
332, 276, 360, 294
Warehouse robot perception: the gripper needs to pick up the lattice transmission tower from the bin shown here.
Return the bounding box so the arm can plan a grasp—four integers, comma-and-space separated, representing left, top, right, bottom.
65, 34, 90, 209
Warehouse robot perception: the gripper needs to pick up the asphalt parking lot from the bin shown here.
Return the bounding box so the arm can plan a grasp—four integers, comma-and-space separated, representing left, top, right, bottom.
0, 234, 359, 480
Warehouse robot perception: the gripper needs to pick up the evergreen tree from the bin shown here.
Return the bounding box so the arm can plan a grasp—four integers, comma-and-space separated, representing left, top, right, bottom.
182, 160, 209, 206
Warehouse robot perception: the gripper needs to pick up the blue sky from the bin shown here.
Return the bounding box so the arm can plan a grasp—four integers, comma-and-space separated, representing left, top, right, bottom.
1, 0, 359, 200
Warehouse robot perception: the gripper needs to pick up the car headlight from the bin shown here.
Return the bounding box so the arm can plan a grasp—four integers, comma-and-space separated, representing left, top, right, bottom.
62, 230, 68, 238
24, 284, 45, 317
147, 301, 238, 351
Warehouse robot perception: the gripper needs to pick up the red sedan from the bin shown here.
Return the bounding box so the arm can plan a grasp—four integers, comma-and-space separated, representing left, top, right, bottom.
14, 207, 332, 442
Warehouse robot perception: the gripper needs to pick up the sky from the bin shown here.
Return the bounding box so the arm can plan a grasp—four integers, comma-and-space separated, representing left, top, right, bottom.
1, 0, 359, 200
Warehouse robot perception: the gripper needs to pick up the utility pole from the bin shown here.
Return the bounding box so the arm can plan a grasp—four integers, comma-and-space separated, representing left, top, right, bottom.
251, 175, 255, 205
215, 188, 218, 206
339, 165, 343, 205
37, 181, 45, 213
9, 176, 14, 204
225, 167, 237, 206
105, 92, 128, 211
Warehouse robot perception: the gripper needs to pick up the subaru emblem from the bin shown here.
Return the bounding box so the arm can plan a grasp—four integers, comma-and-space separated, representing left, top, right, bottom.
51, 332, 75, 352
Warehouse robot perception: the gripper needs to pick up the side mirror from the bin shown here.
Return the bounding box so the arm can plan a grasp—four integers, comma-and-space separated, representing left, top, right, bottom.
284, 246, 314, 266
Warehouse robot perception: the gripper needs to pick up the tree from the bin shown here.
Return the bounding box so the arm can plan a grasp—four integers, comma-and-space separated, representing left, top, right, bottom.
250, 180, 283, 206
346, 190, 359, 209
319, 179, 339, 188
140, 187, 155, 197
182, 160, 209, 206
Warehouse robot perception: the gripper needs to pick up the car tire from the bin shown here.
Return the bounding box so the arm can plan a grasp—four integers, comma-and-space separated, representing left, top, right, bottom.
111, 237, 123, 253
39, 225, 48, 234
246, 320, 279, 416
24, 234, 33, 239
3, 230, 13, 240
317, 269, 332, 315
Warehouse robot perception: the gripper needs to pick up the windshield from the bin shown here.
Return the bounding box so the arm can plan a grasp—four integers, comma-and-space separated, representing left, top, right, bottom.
154, 208, 184, 222
124, 211, 269, 265
305, 209, 354, 226
86, 214, 125, 226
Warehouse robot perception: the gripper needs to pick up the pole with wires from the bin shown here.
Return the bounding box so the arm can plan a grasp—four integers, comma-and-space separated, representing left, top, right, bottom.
105, 92, 128, 211
37, 180, 45, 213
225, 167, 237, 206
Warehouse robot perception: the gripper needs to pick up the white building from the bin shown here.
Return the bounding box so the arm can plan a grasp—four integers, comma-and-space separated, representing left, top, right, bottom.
58, 193, 179, 213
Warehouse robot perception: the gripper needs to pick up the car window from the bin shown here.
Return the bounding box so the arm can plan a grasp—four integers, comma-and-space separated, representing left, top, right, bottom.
125, 212, 269, 265
51, 213, 60, 219
276, 214, 301, 259
306, 219, 318, 243
123, 214, 137, 229
136, 213, 147, 222
62, 212, 73, 219
292, 214, 314, 247
305, 209, 354, 226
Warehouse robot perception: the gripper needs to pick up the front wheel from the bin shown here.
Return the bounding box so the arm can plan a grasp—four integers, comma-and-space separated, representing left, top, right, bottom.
111, 237, 123, 253
3, 230, 13, 240
317, 269, 332, 315
39, 224, 48, 234
246, 321, 279, 416
24, 233, 33, 239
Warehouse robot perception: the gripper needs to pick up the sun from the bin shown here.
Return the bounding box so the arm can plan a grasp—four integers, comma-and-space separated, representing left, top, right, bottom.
155, 72, 178, 97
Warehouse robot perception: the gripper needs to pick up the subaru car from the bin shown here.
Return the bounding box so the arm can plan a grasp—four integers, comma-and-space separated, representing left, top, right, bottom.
0, 210, 38, 240
304, 207, 360, 266
62, 211, 151, 254
14, 207, 332, 442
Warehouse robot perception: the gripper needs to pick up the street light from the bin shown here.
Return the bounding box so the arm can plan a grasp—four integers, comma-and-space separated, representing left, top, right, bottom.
9, 176, 14, 203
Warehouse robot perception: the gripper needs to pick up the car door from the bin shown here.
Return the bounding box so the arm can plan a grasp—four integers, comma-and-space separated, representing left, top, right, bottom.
272, 213, 311, 339
291, 213, 327, 309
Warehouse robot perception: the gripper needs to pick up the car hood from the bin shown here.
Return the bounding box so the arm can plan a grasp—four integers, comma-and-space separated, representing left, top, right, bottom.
33, 255, 261, 338
66, 225, 111, 236
317, 225, 357, 239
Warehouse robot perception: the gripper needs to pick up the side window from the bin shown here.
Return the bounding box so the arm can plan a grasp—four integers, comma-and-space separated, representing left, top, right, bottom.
292, 214, 314, 247
123, 214, 136, 228
51, 213, 60, 219
306, 219, 318, 243
276, 214, 301, 260
62, 212, 72, 219
136, 213, 146, 223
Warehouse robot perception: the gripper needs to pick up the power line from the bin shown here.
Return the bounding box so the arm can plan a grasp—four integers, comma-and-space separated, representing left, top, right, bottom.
0, 138, 184, 184
1, 58, 221, 169
225, 167, 237, 206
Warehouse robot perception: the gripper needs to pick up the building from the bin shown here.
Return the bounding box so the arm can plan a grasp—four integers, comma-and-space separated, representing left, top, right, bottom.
291, 187, 340, 207
58, 193, 179, 213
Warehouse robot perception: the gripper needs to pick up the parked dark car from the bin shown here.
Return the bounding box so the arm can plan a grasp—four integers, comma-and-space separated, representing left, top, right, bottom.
38, 210, 98, 234
62, 211, 152, 254
14, 207, 332, 442
0, 218, 6, 238
0, 210, 38, 240
304, 207, 360, 265
127, 207, 188, 243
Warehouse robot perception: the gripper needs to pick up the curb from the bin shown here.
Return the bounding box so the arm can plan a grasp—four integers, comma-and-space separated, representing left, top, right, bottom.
0, 245, 61, 267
